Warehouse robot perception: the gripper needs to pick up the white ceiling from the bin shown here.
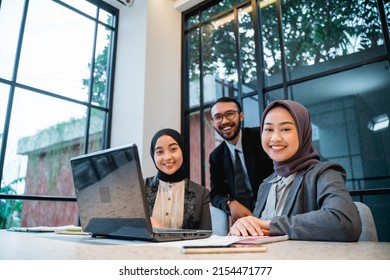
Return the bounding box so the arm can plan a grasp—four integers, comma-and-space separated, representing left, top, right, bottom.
103, 0, 206, 12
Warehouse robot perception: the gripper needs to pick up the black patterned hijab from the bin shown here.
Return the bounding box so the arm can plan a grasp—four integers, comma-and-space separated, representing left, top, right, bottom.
261, 100, 320, 177
150, 128, 186, 182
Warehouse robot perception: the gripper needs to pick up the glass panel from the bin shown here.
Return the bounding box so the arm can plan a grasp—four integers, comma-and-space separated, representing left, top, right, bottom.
203, 108, 224, 189
17, 0, 95, 102
188, 29, 201, 108
264, 87, 284, 104
0, 198, 23, 228
201, 0, 234, 21
0, 0, 24, 80
202, 15, 238, 103
61, 0, 97, 17
189, 112, 201, 185
242, 95, 260, 127
98, 9, 112, 25
186, 13, 199, 29
204, 108, 220, 189
89, 108, 106, 153
3, 88, 87, 198
0, 0, 116, 231
290, 61, 390, 191
281, 0, 386, 80
20, 200, 78, 227
259, 0, 282, 86
238, 5, 258, 93
386, 1, 390, 38
236, 0, 249, 5
89, 24, 112, 107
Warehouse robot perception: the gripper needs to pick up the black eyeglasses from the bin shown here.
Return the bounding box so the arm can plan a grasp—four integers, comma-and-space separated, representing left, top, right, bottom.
211, 110, 240, 123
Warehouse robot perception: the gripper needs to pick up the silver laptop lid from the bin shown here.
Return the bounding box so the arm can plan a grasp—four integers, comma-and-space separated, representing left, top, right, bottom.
70, 143, 154, 240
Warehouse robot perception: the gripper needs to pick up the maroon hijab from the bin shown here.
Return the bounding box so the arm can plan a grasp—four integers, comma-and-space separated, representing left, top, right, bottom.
261, 100, 320, 177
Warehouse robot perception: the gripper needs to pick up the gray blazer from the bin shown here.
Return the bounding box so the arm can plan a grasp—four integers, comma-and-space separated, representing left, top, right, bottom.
144, 176, 212, 230
253, 162, 362, 241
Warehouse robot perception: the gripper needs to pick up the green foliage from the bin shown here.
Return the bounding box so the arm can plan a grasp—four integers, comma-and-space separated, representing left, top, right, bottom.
280, 0, 383, 68
82, 15, 112, 107
0, 178, 24, 229
188, 0, 385, 82
82, 43, 108, 107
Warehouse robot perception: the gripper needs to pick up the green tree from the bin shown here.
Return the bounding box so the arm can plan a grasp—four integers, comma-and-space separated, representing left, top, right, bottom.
82, 43, 109, 107
188, 0, 386, 83
0, 178, 24, 228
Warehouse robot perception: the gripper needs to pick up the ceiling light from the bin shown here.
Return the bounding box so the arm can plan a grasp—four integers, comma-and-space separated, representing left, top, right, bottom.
367, 113, 389, 132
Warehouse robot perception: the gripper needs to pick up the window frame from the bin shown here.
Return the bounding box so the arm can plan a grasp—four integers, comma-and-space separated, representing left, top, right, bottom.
0, 0, 119, 212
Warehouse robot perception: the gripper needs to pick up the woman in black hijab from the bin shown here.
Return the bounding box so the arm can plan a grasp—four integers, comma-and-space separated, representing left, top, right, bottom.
229, 100, 361, 241
144, 128, 211, 230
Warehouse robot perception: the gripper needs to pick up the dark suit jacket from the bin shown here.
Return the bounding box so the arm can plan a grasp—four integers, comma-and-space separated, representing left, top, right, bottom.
209, 127, 274, 213
144, 176, 212, 230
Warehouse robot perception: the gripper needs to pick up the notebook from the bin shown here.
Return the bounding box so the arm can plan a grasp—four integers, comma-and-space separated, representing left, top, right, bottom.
70, 143, 212, 242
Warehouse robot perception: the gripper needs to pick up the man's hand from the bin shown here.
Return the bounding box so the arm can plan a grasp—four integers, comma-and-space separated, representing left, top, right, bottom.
228, 216, 270, 237
228, 200, 252, 223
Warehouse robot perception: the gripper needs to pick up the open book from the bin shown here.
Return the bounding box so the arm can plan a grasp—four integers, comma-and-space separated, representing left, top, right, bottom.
181, 235, 289, 254
7, 225, 88, 235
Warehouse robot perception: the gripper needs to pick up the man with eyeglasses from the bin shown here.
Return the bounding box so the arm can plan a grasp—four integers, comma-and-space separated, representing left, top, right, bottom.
209, 97, 273, 223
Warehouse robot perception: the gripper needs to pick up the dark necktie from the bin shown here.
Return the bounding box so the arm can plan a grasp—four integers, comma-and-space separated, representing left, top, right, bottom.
234, 149, 253, 210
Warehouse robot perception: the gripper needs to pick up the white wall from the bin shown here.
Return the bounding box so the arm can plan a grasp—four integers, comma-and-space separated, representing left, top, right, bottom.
110, 0, 182, 177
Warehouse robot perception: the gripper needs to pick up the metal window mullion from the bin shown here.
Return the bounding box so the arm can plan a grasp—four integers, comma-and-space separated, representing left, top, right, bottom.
275, 0, 289, 100
377, 0, 390, 62
181, 15, 190, 177
0, 0, 29, 184
103, 13, 119, 149
233, 2, 243, 106
83, 8, 100, 154
252, 0, 267, 118
199, 16, 207, 186
0, 194, 76, 202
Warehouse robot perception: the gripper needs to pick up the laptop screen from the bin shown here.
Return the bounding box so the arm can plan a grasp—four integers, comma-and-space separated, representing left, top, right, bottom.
70, 144, 152, 237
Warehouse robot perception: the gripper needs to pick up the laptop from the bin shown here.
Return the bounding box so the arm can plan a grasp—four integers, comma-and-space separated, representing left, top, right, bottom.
70, 143, 212, 242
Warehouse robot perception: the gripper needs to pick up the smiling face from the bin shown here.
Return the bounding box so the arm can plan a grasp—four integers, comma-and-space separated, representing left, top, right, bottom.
153, 135, 183, 175
261, 106, 299, 162
211, 101, 244, 144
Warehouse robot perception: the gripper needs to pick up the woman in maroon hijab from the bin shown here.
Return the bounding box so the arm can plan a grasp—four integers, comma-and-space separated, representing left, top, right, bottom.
229, 100, 362, 241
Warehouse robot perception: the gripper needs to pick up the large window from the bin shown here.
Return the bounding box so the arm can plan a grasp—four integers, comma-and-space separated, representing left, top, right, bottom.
182, 0, 390, 240
0, 0, 118, 228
